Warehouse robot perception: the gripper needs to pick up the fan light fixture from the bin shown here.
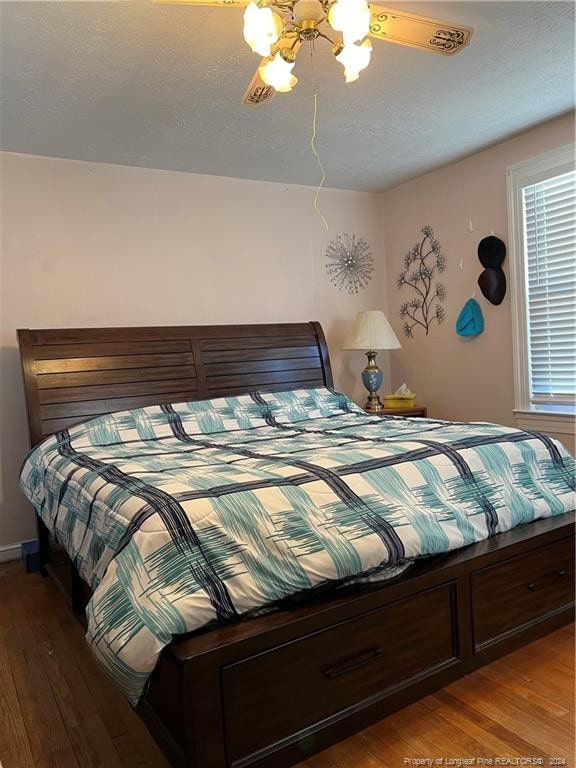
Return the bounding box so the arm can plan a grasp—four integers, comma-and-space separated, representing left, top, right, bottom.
247, 0, 374, 94
154, 0, 473, 107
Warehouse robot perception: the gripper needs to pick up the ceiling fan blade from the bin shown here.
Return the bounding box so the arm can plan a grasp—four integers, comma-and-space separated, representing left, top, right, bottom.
368, 6, 472, 55
243, 67, 275, 106
154, 0, 249, 7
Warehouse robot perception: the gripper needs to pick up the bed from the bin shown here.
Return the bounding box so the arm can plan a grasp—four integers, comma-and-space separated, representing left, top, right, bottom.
17, 321, 575, 768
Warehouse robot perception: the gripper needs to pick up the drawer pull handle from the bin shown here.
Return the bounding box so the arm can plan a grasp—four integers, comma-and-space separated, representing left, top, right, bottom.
527, 569, 567, 592
323, 647, 384, 680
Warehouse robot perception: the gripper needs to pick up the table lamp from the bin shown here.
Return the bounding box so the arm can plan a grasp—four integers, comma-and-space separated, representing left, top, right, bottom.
342, 310, 401, 413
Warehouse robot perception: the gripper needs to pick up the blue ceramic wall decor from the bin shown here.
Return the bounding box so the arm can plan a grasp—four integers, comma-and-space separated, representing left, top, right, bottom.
456, 298, 484, 337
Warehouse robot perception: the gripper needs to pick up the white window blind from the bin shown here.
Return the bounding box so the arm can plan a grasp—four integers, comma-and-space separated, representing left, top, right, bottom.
522, 169, 576, 407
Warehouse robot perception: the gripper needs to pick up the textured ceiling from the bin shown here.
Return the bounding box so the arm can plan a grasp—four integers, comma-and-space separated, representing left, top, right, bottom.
0, 1, 574, 191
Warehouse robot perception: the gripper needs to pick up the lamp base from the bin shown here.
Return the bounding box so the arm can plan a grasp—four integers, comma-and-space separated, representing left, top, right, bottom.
361, 350, 384, 414
365, 395, 384, 413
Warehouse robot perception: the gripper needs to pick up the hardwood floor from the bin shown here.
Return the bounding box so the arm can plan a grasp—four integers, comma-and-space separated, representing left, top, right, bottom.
0, 561, 574, 768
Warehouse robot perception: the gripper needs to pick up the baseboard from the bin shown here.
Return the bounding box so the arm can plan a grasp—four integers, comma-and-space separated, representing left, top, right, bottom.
0, 540, 34, 564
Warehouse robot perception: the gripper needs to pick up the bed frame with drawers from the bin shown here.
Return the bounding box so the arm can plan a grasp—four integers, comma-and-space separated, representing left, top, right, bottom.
17, 321, 575, 768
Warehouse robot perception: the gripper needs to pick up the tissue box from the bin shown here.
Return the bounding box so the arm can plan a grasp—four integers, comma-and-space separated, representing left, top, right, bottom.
383, 394, 417, 409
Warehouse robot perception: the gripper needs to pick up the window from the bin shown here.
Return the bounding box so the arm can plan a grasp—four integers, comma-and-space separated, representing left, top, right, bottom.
507, 145, 575, 435
523, 170, 575, 410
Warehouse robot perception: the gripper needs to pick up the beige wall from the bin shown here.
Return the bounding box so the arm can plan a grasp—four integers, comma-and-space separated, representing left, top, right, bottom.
381, 113, 575, 453
2, 115, 574, 547
0, 152, 387, 547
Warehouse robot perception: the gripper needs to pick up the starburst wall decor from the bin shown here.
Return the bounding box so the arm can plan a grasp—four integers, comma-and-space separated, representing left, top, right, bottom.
325, 234, 374, 295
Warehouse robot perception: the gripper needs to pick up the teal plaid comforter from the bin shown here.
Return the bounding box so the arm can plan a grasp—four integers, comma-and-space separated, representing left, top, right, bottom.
20, 388, 575, 704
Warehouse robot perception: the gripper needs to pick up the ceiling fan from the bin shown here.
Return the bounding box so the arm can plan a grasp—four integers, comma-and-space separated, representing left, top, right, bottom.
156, 0, 473, 105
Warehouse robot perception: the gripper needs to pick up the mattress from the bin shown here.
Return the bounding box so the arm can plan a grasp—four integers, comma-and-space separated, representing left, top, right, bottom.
20, 387, 575, 704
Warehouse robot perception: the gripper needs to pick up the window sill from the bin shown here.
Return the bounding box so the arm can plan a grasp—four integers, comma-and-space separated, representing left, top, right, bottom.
513, 409, 576, 436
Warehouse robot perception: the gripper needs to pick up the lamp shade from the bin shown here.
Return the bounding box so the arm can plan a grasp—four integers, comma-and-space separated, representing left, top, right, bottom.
342, 310, 401, 351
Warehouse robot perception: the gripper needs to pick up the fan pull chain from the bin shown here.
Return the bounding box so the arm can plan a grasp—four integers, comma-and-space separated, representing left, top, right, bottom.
310, 92, 328, 234
309, 42, 329, 234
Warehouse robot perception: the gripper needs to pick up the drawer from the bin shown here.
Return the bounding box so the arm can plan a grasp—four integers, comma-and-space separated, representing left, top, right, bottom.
472, 536, 575, 651
222, 584, 458, 762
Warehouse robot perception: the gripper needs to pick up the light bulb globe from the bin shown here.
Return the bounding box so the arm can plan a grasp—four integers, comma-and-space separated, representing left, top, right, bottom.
258, 51, 298, 92
328, 0, 370, 46
243, 2, 282, 57
335, 39, 372, 82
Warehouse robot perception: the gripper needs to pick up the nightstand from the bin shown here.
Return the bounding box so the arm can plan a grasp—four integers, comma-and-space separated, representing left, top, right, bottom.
373, 406, 428, 418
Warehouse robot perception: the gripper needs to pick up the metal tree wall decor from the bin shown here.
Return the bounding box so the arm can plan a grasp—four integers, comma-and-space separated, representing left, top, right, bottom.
326, 233, 373, 295
397, 225, 446, 337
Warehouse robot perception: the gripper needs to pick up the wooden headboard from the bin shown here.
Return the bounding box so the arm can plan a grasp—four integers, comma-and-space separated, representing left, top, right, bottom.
18, 322, 333, 446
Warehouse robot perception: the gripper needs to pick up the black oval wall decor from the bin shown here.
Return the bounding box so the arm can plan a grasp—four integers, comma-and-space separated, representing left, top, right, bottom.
477, 235, 507, 305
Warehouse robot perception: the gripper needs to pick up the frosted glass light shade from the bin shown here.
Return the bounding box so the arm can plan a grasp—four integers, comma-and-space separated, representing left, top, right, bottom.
258, 52, 298, 92
328, 0, 371, 46
336, 39, 372, 83
243, 2, 281, 57
342, 310, 401, 350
